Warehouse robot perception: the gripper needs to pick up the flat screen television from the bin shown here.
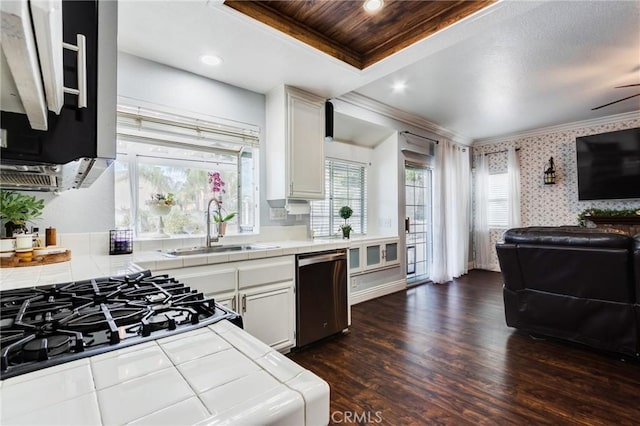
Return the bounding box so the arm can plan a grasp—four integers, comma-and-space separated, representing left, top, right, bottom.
576, 127, 640, 201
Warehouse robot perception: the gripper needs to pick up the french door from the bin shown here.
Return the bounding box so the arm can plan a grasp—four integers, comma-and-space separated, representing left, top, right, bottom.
405, 162, 433, 285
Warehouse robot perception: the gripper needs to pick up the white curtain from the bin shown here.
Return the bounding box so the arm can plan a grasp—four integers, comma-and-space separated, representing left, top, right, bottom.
473, 153, 491, 270
506, 147, 521, 228
431, 140, 471, 284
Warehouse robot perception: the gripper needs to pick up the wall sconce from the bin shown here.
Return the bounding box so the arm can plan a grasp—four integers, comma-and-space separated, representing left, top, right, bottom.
544, 156, 556, 185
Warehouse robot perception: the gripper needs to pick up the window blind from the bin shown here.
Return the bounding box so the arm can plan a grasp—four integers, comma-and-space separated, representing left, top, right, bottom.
311, 159, 367, 237
487, 173, 508, 228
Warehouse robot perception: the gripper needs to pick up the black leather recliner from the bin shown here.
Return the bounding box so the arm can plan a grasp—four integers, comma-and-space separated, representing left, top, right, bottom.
496, 227, 639, 357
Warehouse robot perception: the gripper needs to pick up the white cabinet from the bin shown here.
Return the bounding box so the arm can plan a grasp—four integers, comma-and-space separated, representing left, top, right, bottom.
155, 255, 296, 352
240, 282, 295, 352
348, 246, 363, 274
156, 265, 237, 303
266, 85, 325, 200
238, 257, 296, 352
352, 237, 400, 274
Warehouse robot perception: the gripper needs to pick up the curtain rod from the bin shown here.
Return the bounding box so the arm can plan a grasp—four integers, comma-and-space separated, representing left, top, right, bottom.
401, 131, 439, 144
483, 148, 521, 155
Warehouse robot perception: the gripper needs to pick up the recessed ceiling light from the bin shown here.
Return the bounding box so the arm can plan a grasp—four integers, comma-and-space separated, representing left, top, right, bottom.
200, 54, 222, 66
363, 0, 384, 13
392, 81, 407, 92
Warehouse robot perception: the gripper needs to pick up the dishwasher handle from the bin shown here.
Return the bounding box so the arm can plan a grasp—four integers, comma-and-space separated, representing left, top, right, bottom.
297, 251, 346, 266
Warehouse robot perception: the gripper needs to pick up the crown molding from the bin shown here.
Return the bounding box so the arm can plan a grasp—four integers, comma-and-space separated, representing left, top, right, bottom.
336, 92, 472, 145
473, 110, 640, 146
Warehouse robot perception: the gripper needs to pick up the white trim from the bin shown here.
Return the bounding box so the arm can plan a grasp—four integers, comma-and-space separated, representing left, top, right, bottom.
473, 111, 640, 146
349, 279, 406, 305
336, 93, 472, 145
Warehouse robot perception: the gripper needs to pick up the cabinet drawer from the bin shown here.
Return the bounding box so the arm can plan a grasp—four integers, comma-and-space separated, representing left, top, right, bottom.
160, 267, 236, 295
238, 259, 294, 289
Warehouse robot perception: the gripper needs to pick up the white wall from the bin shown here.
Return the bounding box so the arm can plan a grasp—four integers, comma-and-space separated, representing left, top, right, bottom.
19, 166, 115, 234
370, 133, 399, 236
473, 113, 640, 271
24, 53, 308, 234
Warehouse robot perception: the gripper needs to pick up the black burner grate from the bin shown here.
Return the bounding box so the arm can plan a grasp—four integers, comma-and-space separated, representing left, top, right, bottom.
0, 270, 242, 380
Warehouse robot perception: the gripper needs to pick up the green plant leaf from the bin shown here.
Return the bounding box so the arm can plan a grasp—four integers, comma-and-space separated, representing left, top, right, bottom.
0, 191, 45, 225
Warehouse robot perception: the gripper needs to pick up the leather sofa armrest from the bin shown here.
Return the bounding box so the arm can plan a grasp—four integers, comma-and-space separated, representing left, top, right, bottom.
496, 242, 524, 290
634, 234, 640, 303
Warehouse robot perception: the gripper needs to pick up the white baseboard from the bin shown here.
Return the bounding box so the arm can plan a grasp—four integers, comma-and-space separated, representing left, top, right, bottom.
350, 279, 407, 306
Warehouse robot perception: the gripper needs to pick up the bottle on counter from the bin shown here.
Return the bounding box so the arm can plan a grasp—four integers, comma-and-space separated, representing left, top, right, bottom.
46, 227, 57, 246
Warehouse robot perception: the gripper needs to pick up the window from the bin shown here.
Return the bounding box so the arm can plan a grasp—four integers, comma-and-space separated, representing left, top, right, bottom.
311, 159, 367, 237
487, 173, 508, 227
114, 106, 259, 237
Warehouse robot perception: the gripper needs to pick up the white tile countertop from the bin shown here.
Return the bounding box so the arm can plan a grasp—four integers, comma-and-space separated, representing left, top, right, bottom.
0, 321, 330, 426
0, 238, 353, 290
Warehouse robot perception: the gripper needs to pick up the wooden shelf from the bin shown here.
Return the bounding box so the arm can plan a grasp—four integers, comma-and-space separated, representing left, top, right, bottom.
587, 216, 640, 225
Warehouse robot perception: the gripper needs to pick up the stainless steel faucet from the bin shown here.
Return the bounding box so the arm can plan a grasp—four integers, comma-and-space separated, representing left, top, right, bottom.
206, 198, 219, 247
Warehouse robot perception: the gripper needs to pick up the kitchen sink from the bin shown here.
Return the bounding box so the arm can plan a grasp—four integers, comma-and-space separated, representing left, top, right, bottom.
162, 244, 279, 257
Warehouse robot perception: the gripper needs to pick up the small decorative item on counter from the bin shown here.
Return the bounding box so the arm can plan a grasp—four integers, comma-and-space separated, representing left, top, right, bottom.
0, 190, 45, 237
15, 233, 33, 250
339, 205, 353, 239
0, 238, 16, 253
46, 227, 57, 246
110, 229, 133, 255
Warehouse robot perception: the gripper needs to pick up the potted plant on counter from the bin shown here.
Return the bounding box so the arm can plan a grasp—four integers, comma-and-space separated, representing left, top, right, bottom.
339, 205, 353, 239
0, 190, 45, 237
208, 171, 236, 237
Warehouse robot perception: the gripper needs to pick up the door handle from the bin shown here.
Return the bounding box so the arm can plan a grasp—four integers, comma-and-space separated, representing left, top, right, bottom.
62, 34, 87, 108
405, 217, 411, 233
231, 296, 236, 311
241, 294, 246, 313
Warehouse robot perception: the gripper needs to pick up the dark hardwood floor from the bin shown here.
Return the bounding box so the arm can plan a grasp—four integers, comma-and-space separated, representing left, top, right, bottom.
288, 270, 640, 425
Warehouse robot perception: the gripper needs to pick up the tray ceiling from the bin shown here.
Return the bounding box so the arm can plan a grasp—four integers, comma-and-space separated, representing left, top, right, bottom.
223, 0, 495, 69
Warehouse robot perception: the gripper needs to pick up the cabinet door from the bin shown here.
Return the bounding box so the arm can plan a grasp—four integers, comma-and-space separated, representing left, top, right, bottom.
240, 281, 295, 352
383, 241, 400, 267
349, 246, 363, 273
364, 243, 383, 269
288, 92, 324, 199
214, 291, 238, 312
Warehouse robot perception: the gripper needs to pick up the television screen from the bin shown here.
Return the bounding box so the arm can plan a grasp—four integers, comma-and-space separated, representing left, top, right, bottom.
576, 127, 640, 201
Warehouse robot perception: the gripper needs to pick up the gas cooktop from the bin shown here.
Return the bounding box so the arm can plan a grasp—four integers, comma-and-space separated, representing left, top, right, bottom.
0, 270, 242, 380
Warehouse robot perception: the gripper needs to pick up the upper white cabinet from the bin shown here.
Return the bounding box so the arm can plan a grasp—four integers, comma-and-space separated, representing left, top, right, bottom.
266, 85, 325, 200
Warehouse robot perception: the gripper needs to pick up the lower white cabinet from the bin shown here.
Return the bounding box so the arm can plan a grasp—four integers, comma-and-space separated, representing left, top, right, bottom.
350, 237, 400, 274
238, 257, 296, 352
156, 255, 296, 353
240, 281, 295, 352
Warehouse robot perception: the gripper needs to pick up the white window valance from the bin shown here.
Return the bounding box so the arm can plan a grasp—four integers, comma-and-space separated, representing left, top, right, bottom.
116, 104, 260, 152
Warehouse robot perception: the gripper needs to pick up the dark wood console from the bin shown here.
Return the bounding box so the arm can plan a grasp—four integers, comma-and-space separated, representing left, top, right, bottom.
587, 216, 640, 236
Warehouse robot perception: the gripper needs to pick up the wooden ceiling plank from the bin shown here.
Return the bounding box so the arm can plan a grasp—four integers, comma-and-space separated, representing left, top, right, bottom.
363, 0, 496, 68
225, 0, 364, 69
224, 0, 496, 70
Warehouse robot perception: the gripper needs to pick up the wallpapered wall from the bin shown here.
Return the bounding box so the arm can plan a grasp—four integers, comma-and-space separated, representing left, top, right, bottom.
473, 115, 640, 271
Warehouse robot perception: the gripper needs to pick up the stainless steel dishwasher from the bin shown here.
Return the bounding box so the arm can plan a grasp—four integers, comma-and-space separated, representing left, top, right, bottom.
296, 249, 348, 347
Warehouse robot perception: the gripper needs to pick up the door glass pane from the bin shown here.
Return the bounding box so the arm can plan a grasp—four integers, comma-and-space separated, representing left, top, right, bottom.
385, 243, 398, 262
349, 247, 360, 270
366, 245, 380, 266
405, 164, 432, 285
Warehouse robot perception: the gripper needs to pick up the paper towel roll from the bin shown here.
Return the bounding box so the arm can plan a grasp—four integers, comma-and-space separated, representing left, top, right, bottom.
285, 200, 310, 215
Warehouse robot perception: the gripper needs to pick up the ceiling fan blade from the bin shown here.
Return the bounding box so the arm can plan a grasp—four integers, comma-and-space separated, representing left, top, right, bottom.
615, 84, 640, 88
591, 93, 640, 110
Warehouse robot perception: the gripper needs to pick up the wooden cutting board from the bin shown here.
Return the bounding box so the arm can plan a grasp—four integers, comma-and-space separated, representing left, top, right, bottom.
0, 250, 72, 268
